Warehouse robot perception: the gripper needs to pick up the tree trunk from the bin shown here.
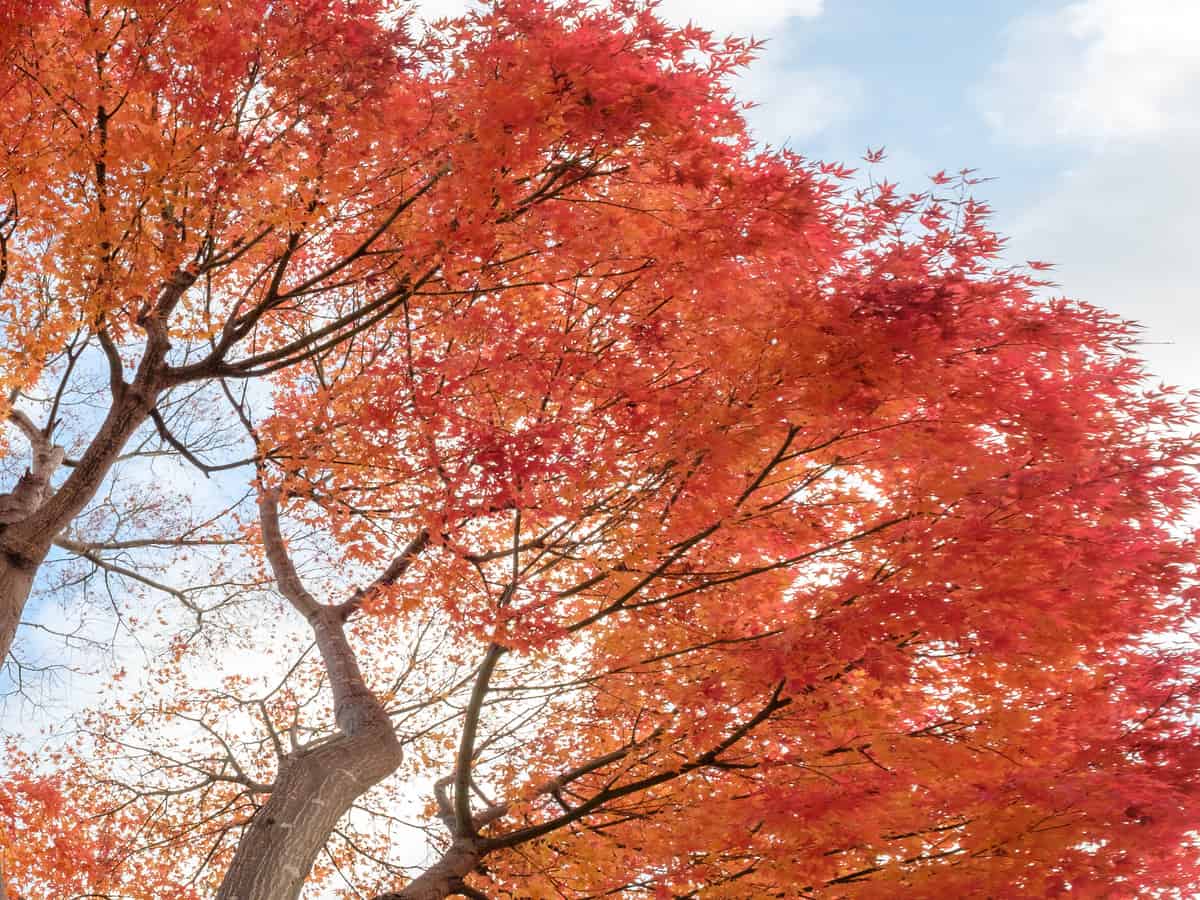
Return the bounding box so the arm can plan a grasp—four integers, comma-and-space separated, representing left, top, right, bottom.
0, 556, 37, 671
216, 724, 403, 900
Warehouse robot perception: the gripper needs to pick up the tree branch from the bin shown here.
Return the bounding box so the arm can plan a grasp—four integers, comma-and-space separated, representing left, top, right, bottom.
256, 487, 320, 620
484, 683, 790, 851
454, 644, 505, 836
335, 528, 430, 621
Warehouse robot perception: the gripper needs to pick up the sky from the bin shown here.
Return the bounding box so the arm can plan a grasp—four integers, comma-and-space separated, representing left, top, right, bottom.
416, 0, 1200, 391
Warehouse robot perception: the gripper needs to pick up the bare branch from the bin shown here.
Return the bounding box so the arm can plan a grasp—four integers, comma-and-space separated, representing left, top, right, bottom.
256, 488, 320, 620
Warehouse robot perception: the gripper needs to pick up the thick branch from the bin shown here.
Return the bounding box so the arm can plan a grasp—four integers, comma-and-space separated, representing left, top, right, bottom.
0, 409, 65, 527
453, 645, 505, 836
258, 488, 389, 735
217, 493, 409, 900
257, 488, 320, 619
10, 268, 196, 553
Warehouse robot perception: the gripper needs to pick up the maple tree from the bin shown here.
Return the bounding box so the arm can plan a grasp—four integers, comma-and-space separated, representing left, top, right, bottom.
0, 0, 1198, 898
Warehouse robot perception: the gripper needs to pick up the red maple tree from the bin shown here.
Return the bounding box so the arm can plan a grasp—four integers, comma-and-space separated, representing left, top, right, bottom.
0, 2, 1197, 898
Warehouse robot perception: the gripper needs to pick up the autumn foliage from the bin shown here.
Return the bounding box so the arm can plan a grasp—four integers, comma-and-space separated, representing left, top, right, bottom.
0, 1, 1197, 898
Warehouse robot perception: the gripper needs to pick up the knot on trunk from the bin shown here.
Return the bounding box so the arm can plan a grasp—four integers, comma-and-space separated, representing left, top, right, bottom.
335, 689, 394, 737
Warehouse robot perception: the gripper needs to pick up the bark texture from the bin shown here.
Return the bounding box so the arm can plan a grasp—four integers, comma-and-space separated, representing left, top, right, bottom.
0, 558, 36, 673
215, 725, 403, 900
0, 388, 155, 664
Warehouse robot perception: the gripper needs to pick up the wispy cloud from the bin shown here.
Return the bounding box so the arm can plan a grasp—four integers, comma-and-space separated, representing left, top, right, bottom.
653, 0, 823, 37
979, 0, 1200, 145
980, 0, 1200, 388
738, 63, 862, 149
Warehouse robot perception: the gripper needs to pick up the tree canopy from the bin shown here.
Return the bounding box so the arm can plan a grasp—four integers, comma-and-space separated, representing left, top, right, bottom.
0, 1, 1197, 898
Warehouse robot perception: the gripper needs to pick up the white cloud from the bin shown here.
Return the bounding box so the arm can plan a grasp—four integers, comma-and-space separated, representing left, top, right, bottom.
653, 0, 823, 37
1003, 144, 1200, 390
737, 63, 862, 147
982, 1, 1200, 388
980, 0, 1200, 145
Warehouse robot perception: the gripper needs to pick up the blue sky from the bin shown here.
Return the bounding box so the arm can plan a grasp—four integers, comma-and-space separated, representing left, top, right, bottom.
718, 0, 1199, 391
419, 0, 1199, 390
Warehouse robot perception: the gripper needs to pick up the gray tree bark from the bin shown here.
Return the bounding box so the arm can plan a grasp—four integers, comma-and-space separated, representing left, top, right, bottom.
0, 387, 160, 663
215, 724, 403, 900
216, 491, 413, 900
